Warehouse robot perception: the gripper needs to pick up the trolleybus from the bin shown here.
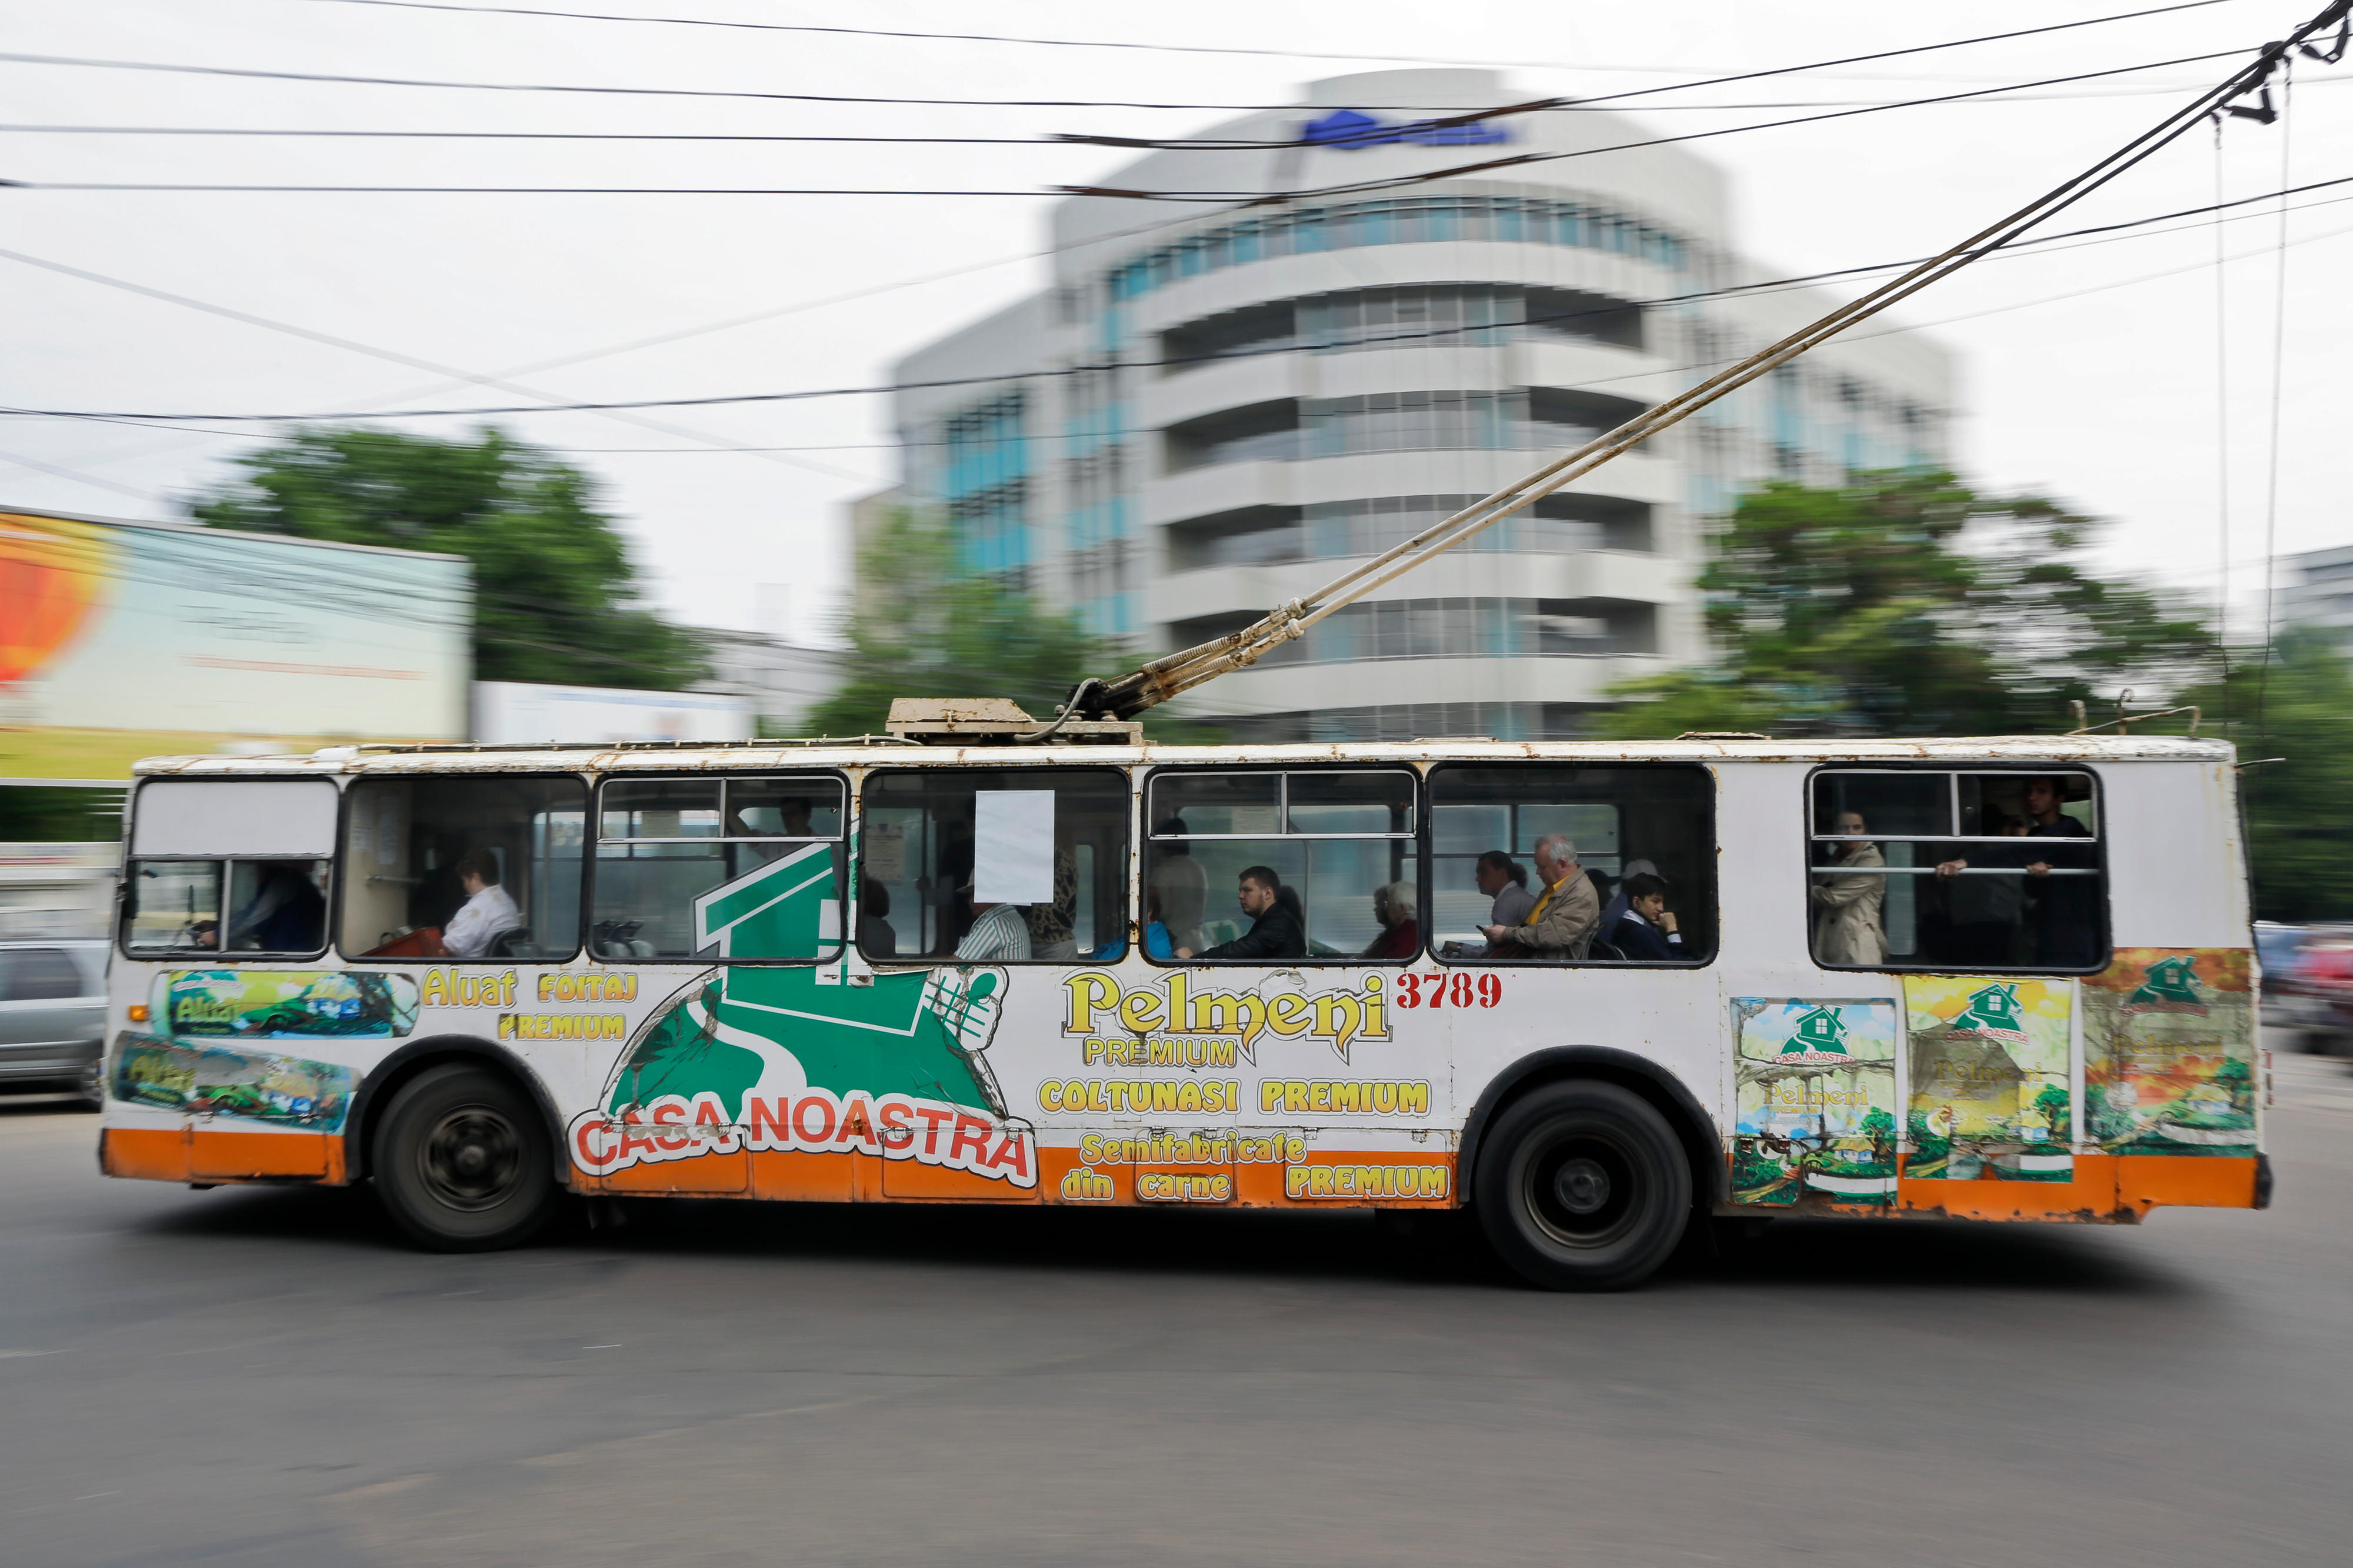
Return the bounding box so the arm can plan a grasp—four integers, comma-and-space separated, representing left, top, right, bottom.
96, 722, 2264, 1289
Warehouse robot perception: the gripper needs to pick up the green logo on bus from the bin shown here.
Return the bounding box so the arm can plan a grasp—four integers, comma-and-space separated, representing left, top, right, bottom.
568, 847, 1034, 1187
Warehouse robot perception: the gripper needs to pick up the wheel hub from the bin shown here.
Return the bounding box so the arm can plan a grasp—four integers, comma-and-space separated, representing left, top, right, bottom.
1553, 1157, 1611, 1215
419, 1107, 524, 1211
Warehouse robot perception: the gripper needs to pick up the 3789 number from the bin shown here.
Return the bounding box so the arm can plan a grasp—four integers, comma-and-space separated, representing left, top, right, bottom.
1395, 972, 1502, 1009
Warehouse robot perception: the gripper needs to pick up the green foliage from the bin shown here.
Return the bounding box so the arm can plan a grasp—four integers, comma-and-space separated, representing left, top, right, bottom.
2168, 629, 2353, 922
189, 425, 711, 690
1859, 1106, 1896, 1142
1599, 471, 2216, 739
0, 785, 121, 842
1906, 1110, 1952, 1162
808, 508, 1209, 741
2034, 1083, 2072, 1142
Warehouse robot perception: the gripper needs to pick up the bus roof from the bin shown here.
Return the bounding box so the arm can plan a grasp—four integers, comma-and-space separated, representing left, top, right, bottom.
126, 733, 2235, 777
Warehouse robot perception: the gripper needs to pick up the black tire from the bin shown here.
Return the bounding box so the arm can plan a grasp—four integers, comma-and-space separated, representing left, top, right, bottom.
1474, 1079, 1692, 1291
372, 1063, 557, 1252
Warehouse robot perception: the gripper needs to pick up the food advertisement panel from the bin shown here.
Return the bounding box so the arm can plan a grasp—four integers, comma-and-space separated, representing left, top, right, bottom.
1731, 997, 1900, 1206
1903, 976, 2074, 1182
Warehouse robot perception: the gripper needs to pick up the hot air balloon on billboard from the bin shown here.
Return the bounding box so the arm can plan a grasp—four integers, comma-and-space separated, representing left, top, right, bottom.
0, 513, 114, 690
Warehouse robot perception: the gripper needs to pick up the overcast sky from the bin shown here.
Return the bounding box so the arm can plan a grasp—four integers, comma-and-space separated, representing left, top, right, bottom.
4, 0, 2345, 650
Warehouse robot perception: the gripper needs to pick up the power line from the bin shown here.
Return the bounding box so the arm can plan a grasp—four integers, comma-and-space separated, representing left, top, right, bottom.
0, 4, 2250, 120
20, 76, 2347, 146
0, 52, 1510, 112
304, 0, 2241, 79
1, 48, 2259, 201
1058, 48, 2259, 199
25, 76, 2335, 145
19, 203, 2349, 458
11, 169, 2347, 425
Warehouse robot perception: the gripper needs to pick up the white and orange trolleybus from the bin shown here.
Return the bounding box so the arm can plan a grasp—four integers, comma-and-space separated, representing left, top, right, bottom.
96, 726, 2267, 1289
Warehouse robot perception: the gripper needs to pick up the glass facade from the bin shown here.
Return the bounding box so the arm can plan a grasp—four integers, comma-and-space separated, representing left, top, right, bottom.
1169, 495, 1650, 572
1172, 598, 1656, 668
888, 90, 1949, 743
943, 393, 1030, 581
1104, 195, 1691, 311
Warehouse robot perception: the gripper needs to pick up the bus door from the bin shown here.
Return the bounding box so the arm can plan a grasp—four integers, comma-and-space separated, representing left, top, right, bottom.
584, 773, 852, 1197
855, 766, 1131, 1201
1145, 766, 1420, 1205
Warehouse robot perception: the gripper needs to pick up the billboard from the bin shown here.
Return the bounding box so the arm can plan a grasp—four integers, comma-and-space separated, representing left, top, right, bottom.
472, 680, 752, 746
1, 509, 471, 778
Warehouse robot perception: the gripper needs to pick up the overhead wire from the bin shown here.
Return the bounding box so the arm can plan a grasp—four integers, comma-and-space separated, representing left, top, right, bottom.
2212, 116, 2234, 712
12, 165, 2349, 425
2256, 61, 2296, 740
302, 0, 2241, 77
23, 75, 2353, 142
0, 49, 2266, 200
1056, 49, 2259, 199
0, 45, 2268, 199
23, 209, 2353, 460
0, 4, 2256, 122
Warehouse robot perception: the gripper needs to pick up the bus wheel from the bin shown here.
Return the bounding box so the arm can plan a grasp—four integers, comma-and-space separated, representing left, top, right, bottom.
373, 1064, 556, 1252
1475, 1080, 1691, 1291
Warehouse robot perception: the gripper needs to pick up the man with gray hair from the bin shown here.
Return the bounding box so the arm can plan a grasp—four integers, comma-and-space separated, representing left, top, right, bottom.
1480, 832, 1599, 959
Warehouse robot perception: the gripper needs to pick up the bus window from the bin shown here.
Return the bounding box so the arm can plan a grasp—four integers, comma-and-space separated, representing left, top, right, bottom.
858, 768, 1128, 963
1148, 768, 1417, 963
339, 775, 586, 962
1809, 769, 2104, 970
122, 778, 338, 957
591, 776, 844, 963
1429, 764, 1714, 964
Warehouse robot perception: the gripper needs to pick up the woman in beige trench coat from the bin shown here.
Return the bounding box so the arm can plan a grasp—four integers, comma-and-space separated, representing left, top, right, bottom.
1811, 810, 1887, 965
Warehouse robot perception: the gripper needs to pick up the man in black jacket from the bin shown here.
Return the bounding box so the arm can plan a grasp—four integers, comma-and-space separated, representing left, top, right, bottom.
1190, 865, 1307, 960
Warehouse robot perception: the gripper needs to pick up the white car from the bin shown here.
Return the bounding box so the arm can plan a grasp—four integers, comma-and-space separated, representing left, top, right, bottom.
0, 940, 106, 1107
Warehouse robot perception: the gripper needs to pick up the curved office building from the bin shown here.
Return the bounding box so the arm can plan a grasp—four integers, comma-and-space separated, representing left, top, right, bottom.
881, 70, 1954, 740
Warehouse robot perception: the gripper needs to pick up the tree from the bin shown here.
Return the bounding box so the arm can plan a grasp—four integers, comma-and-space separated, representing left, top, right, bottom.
2033, 1084, 2071, 1143
1599, 471, 2216, 739
809, 507, 1189, 738
189, 426, 710, 689
2167, 629, 2353, 923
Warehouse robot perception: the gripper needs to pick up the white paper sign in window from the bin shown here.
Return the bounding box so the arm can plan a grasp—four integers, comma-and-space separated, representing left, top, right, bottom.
972, 790, 1055, 906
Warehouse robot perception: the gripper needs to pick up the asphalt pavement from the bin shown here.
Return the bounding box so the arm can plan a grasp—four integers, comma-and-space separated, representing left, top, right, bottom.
3, 1037, 2348, 1567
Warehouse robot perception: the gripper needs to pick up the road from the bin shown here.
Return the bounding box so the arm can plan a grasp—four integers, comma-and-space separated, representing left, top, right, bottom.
2, 1041, 2348, 1567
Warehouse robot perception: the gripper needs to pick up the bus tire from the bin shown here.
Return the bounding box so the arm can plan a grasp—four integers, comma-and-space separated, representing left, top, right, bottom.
1474, 1079, 1691, 1292
372, 1063, 556, 1252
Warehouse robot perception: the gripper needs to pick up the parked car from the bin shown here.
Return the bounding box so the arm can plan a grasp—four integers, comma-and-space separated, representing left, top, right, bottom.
2270, 926, 2353, 1056
0, 939, 106, 1107
2254, 921, 2307, 1000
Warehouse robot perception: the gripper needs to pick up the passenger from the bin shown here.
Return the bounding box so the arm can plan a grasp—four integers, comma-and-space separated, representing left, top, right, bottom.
1480, 834, 1600, 959
1022, 846, 1081, 962
1607, 872, 1685, 960
954, 883, 1032, 962
1812, 810, 1887, 965
1357, 880, 1421, 960
1598, 856, 1660, 935
1936, 778, 2098, 964
225, 860, 326, 952
1147, 819, 1209, 953
1475, 850, 1535, 928
1941, 812, 2026, 964
858, 880, 896, 959
1142, 886, 1178, 962
1186, 865, 1307, 960
442, 852, 523, 959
